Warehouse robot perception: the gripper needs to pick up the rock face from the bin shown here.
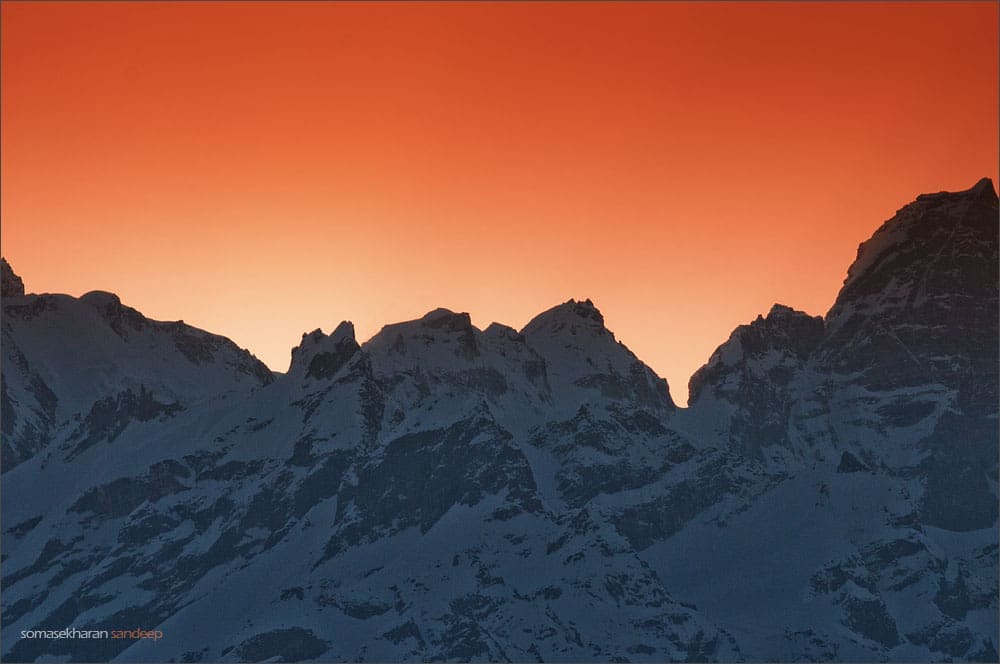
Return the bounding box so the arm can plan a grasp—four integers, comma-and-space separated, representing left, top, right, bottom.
1, 180, 997, 662
821, 177, 999, 413
1, 257, 25, 297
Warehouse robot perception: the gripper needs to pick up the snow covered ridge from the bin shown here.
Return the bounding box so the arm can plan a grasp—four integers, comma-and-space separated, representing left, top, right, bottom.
0, 178, 996, 662
1, 267, 275, 472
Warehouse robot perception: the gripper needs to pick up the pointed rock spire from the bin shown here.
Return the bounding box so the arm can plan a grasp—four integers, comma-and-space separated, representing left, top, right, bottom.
1, 257, 25, 297
288, 321, 360, 378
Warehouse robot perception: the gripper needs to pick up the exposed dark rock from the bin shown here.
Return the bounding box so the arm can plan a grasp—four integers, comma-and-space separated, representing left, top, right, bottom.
5, 515, 42, 538
841, 595, 900, 648
81, 291, 147, 339
919, 413, 998, 531
614, 454, 760, 550
235, 627, 329, 662
321, 414, 540, 561
306, 340, 360, 380
836, 450, 868, 473
67, 386, 184, 458
1, 258, 24, 297
382, 619, 427, 647
69, 460, 190, 519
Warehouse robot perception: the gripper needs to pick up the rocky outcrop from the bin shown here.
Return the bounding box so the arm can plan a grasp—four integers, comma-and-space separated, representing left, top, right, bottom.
1, 257, 25, 298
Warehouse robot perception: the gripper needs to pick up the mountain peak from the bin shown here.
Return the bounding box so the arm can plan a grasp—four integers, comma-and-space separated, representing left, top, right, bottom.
297, 321, 356, 347
565, 298, 604, 324
484, 322, 520, 340
836, 177, 999, 297
969, 176, 996, 197
365, 307, 480, 365
749, 303, 823, 337
689, 303, 825, 407
288, 321, 359, 376
521, 298, 605, 335
327, 320, 356, 344
1, 257, 25, 297
80, 290, 123, 308
821, 176, 998, 406
420, 308, 474, 331
917, 176, 997, 202
765, 303, 798, 319
520, 298, 674, 411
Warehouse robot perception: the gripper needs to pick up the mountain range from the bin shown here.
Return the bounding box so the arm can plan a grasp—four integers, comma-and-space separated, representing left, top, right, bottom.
1, 178, 997, 662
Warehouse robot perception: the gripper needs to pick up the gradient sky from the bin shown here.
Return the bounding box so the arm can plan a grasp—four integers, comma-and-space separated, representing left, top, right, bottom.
2, 1, 997, 404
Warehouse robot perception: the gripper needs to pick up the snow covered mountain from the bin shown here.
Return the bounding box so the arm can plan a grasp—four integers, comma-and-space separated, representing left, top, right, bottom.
1, 179, 996, 662
1, 258, 274, 472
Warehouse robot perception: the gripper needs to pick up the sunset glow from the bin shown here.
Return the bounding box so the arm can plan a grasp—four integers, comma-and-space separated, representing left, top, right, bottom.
2, 1, 997, 403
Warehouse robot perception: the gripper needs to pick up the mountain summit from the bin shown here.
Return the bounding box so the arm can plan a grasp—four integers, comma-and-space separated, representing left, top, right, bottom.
822, 177, 998, 410
1, 257, 24, 297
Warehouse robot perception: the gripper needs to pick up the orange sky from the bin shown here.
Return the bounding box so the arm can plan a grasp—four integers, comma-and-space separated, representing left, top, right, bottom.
2, 1, 997, 404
